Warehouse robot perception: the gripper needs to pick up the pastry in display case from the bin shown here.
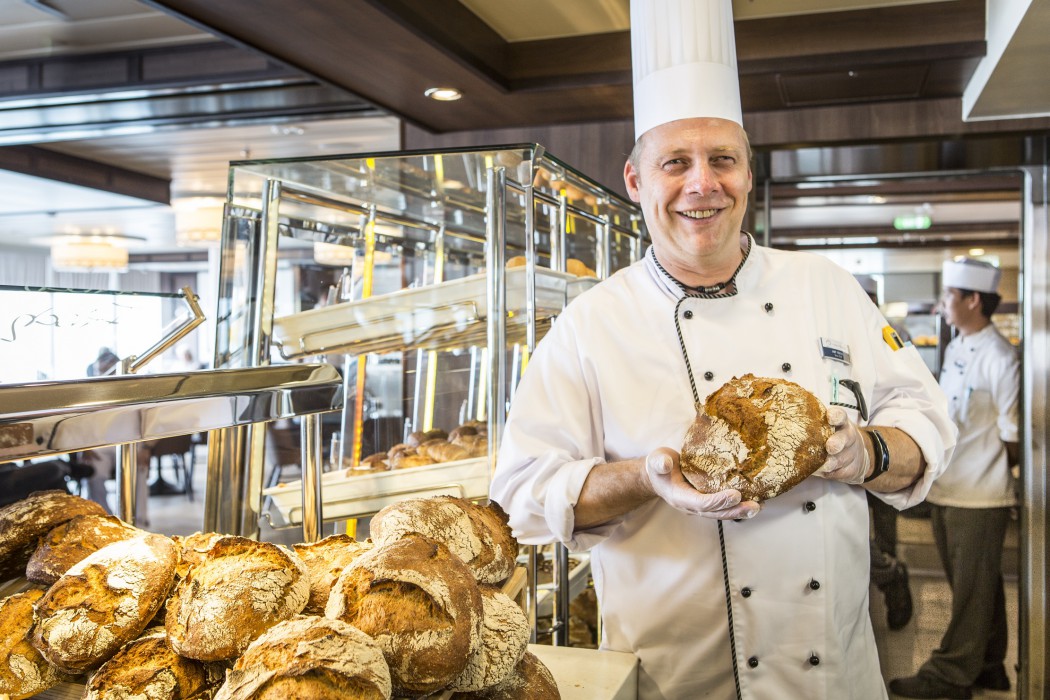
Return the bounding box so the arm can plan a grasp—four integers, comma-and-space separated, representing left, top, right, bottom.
211, 144, 645, 535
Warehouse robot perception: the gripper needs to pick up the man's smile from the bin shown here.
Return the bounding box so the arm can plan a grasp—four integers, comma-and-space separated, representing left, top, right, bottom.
679, 208, 719, 220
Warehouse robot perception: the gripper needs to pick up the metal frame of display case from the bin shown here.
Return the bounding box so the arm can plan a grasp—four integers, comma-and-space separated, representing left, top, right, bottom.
212, 143, 645, 646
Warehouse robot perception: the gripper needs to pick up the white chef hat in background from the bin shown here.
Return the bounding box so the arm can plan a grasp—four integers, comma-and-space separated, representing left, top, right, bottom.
942, 258, 1002, 294
630, 0, 742, 139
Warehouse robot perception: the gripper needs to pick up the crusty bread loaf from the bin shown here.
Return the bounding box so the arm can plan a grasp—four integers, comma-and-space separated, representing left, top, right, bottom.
166, 537, 309, 662
85, 627, 225, 700
325, 534, 482, 697
292, 535, 373, 615
451, 433, 487, 457
214, 615, 391, 700
451, 651, 560, 699
25, 514, 141, 586
370, 497, 517, 584
360, 453, 389, 470
172, 532, 227, 579
0, 491, 106, 582
32, 533, 178, 674
448, 585, 530, 692
565, 258, 596, 278
388, 452, 434, 469
0, 589, 71, 699
420, 441, 470, 463
680, 374, 834, 502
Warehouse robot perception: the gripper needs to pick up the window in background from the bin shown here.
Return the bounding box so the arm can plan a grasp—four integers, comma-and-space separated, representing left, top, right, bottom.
0, 288, 163, 383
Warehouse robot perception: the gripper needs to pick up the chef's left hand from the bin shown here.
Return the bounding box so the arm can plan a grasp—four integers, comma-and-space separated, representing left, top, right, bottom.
815, 406, 870, 485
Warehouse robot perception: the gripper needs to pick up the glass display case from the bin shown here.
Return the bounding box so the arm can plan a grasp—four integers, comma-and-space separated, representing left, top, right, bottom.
211, 144, 645, 542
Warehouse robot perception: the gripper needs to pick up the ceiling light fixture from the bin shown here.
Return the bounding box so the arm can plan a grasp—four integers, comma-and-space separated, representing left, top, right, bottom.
50, 232, 140, 273
424, 87, 463, 101
173, 197, 226, 247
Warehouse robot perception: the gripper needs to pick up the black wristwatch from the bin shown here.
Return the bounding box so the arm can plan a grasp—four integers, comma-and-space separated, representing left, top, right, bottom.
864, 429, 890, 483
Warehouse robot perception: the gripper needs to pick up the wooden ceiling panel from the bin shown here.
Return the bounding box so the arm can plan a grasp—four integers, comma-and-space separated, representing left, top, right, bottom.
778, 64, 930, 107
140, 0, 994, 139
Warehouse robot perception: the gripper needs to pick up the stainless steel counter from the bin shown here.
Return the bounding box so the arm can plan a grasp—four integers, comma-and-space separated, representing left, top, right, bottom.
0, 364, 342, 463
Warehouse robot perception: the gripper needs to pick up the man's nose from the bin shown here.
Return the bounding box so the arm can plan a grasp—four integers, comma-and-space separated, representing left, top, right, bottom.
684, 162, 718, 196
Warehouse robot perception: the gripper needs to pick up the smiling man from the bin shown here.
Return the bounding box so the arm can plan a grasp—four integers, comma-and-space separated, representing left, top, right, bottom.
489, 1, 956, 699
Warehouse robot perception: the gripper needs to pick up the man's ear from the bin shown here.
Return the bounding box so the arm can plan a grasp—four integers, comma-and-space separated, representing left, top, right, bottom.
624, 160, 642, 203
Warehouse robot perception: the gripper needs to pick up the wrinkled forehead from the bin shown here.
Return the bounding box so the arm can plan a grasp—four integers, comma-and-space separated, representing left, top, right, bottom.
637, 117, 751, 161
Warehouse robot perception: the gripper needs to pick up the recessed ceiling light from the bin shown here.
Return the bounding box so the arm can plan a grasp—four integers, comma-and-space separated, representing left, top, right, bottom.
424, 87, 463, 101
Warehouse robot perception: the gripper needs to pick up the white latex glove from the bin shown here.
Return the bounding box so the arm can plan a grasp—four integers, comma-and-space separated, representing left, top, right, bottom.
816, 406, 870, 485
645, 448, 761, 520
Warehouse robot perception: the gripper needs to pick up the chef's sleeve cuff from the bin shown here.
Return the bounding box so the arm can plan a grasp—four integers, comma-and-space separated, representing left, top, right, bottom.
543, 457, 621, 552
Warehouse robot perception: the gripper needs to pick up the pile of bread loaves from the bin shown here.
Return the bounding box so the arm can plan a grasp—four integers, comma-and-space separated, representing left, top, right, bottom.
0, 490, 559, 700
353, 421, 488, 473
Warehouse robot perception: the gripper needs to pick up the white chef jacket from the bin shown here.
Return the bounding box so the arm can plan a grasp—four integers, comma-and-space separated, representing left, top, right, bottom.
928, 323, 1019, 508
491, 240, 956, 700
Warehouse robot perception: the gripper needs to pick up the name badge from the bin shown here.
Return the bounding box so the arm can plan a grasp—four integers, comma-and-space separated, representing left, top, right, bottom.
819, 337, 851, 365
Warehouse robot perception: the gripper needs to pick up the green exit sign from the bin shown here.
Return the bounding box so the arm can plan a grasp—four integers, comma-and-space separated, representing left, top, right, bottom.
893, 214, 932, 230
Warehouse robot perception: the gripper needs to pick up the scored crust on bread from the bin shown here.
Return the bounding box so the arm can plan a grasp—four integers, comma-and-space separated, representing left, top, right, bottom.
171, 532, 227, 580
214, 615, 391, 700
31, 533, 178, 675
680, 374, 834, 502
325, 533, 483, 697
84, 627, 225, 700
447, 585, 530, 693
26, 514, 141, 586
292, 535, 373, 615
0, 589, 71, 700
450, 651, 561, 700
0, 491, 106, 582
369, 497, 517, 584
165, 536, 309, 662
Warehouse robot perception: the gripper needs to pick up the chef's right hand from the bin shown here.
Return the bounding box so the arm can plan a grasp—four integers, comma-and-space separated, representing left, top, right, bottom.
645, 448, 761, 520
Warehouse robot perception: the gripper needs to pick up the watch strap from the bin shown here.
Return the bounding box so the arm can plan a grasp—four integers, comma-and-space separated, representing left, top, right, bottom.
864, 428, 890, 483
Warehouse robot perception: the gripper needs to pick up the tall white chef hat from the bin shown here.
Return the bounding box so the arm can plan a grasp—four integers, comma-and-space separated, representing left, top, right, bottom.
631, 0, 743, 139
942, 258, 1002, 294
855, 274, 878, 297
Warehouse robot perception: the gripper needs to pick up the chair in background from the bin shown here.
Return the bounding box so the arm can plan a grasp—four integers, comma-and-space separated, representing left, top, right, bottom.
146, 434, 196, 499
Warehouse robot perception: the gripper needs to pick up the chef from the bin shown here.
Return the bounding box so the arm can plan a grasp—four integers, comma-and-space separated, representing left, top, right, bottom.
489, 1, 957, 698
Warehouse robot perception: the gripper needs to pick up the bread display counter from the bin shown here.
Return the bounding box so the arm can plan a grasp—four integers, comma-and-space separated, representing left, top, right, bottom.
264, 456, 490, 524
273, 267, 597, 359
214, 143, 645, 652
0, 364, 342, 463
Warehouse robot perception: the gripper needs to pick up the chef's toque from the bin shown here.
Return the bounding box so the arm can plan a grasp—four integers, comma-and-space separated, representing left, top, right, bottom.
942, 258, 1002, 294
630, 0, 742, 139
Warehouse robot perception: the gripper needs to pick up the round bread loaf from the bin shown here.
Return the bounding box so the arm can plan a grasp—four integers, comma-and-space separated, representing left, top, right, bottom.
447, 585, 530, 692
292, 535, 373, 615
84, 627, 225, 700
388, 452, 434, 469
165, 536, 309, 662
325, 533, 482, 697
451, 651, 560, 700
0, 491, 106, 582
369, 497, 517, 584
0, 589, 71, 699
214, 615, 391, 700
31, 533, 178, 674
680, 374, 834, 502
171, 532, 227, 579
26, 514, 141, 586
